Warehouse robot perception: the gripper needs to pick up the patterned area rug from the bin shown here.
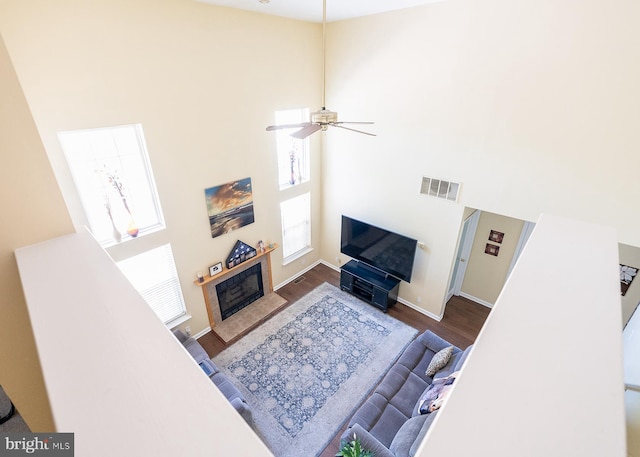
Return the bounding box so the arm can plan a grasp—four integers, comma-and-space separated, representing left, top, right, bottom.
213, 282, 417, 457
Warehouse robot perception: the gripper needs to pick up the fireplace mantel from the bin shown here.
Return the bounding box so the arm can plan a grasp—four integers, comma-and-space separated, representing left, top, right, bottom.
195, 244, 285, 344
194, 243, 278, 289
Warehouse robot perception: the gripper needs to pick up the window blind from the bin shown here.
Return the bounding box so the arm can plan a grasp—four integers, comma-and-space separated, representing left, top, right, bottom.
117, 244, 187, 325
280, 193, 311, 260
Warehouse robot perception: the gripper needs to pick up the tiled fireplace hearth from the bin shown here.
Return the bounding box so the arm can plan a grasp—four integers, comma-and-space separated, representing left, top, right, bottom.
195, 245, 286, 344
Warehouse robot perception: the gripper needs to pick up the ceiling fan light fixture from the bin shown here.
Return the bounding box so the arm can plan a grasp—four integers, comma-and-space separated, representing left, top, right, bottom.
264, 0, 375, 139
311, 108, 338, 124
258, 0, 269, 4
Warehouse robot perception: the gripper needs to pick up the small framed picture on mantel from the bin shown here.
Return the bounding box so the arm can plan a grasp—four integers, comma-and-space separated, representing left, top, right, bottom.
209, 262, 223, 277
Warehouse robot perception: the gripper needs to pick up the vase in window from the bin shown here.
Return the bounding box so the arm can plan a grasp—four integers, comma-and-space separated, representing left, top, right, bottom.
105, 200, 122, 243
126, 218, 139, 237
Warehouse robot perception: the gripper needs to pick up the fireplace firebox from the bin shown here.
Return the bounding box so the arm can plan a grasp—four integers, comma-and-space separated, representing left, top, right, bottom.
216, 263, 264, 320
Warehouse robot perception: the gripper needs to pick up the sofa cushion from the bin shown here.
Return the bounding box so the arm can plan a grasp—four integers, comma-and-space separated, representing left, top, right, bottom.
211, 372, 244, 404
409, 411, 440, 457
172, 329, 189, 343
198, 359, 218, 377
182, 337, 210, 363
348, 392, 409, 448
425, 346, 453, 377
376, 364, 429, 420
389, 414, 429, 457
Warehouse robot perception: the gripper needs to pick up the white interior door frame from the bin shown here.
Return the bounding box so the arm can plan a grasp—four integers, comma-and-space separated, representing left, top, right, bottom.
506, 220, 536, 279
446, 210, 480, 302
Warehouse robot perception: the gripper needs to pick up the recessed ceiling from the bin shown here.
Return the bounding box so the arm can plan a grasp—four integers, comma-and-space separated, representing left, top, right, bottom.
194, 0, 446, 23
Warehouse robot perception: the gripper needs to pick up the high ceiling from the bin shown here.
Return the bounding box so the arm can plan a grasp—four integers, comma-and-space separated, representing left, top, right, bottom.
193, 0, 446, 23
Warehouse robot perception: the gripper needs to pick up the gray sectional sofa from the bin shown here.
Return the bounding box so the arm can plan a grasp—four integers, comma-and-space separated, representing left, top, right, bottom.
172, 329, 252, 424
341, 330, 472, 457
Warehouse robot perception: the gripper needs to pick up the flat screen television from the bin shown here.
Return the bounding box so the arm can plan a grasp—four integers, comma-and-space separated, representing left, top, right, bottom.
340, 215, 417, 283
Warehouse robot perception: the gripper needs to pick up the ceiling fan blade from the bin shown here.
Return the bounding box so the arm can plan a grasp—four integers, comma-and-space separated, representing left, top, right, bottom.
331, 124, 376, 137
291, 123, 322, 139
333, 121, 375, 125
266, 122, 311, 132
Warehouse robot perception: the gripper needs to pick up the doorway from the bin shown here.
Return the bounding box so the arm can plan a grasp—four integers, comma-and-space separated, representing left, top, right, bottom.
446, 209, 535, 308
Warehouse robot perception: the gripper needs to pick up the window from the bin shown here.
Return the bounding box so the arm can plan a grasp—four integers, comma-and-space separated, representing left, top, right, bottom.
116, 244, 188, 326
275, 108, 310, 189
58, 124, 164, 246
280, 193, 312, 263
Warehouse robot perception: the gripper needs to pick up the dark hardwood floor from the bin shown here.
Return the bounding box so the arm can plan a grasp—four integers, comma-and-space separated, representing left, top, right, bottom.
197, 263, 490, 457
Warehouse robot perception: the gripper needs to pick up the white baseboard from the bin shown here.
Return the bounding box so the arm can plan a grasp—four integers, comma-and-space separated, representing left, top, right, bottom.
193, 326, 211, 339
396, 297, 443, 322
273, 259, 325, 291
320, 260, 443, 322
321, 260, 340, 272
459, 291, 494, 309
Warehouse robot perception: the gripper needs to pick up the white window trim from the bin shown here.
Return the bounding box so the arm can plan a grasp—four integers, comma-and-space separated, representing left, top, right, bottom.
58, 124, 165, 247
282, 247, 314, 266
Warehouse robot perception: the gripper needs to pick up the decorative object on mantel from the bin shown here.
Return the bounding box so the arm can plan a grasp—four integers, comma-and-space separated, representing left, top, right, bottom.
209, 262, 223, 277
258, 240, 265, 253
226, 240, 257, 269
489, 229, 504, 244
204, 177, 255, 239
485, 243, 500, 256
620, 264, 638, 296
196, 272, 204, 283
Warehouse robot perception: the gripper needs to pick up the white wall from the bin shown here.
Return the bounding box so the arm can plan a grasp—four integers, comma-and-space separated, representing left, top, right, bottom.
625, 306, 640, 456
418, 214, 625, 456
322, 0, 640, 318
16, 230, 272, 456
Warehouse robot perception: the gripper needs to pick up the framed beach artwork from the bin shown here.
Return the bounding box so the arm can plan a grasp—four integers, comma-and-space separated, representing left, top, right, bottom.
204, 177, 255, 239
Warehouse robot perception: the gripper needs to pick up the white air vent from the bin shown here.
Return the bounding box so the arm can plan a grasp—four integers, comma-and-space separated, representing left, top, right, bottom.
420, 177, 460, 202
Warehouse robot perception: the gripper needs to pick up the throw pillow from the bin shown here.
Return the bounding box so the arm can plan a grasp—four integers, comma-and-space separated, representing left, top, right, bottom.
425, 346, 454, 377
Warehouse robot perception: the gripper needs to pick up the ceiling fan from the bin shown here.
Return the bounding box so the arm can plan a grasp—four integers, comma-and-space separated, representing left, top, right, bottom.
265, 0, 375, 139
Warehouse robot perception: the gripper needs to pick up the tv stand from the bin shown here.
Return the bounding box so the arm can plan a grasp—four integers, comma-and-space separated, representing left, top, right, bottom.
340, 260, 400, 312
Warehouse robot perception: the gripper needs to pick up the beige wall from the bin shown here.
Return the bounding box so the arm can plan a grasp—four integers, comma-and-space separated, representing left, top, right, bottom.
0, 34, 74, 430
0, 0, 323, 338
322, 0, 640, 317
461, 211, 524, 305
4, 0, 638, 327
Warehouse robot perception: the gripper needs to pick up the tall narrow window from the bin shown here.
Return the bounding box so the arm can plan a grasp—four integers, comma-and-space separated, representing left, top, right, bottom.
58, 124, 164, 246
275, 108, 310, 189
116, 244, 187, 326
280, 193, 312, 263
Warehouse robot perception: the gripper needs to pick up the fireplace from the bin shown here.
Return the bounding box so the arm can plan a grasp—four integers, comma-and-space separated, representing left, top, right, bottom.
196, 244, 287, 344
216, 263, 264, 320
